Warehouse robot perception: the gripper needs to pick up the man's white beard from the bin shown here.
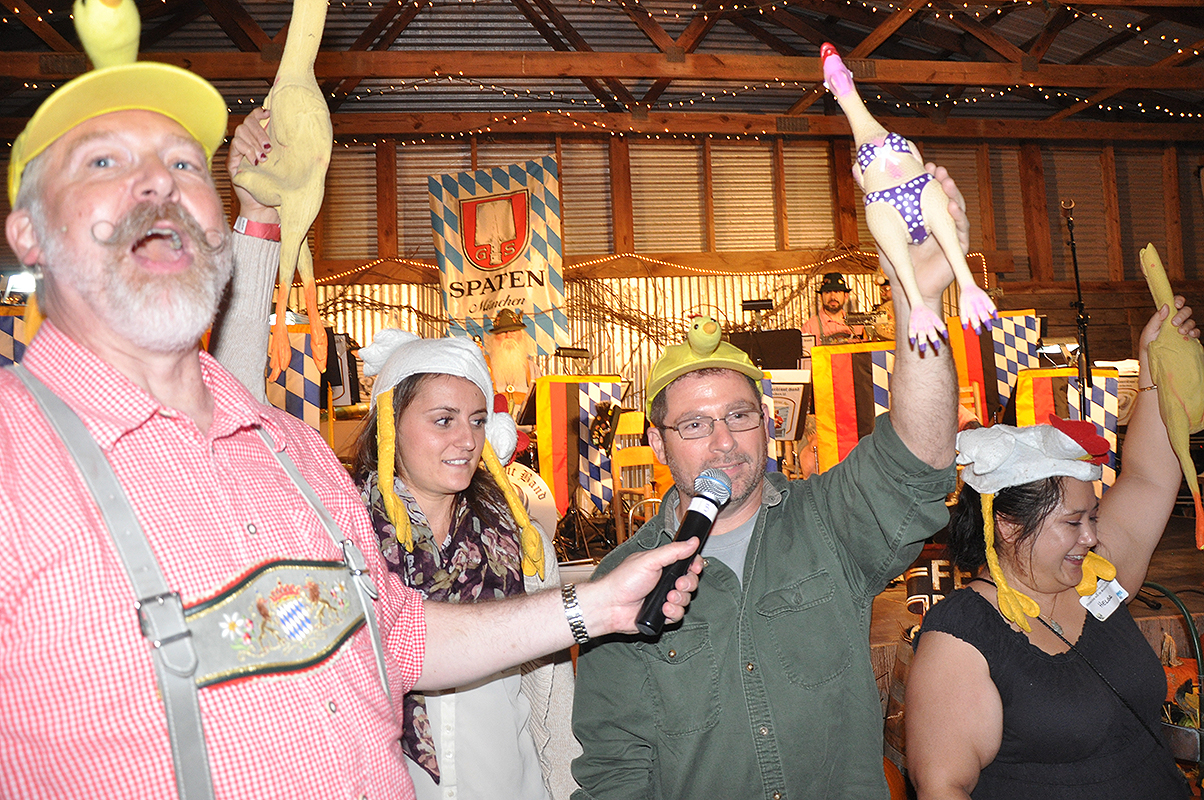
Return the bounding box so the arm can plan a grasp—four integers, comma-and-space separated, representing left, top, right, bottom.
487, 332, 532, 390
38, 201, 233, 353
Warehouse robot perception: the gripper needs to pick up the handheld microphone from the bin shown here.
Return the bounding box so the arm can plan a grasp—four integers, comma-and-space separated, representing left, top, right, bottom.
634, 468, 732, 637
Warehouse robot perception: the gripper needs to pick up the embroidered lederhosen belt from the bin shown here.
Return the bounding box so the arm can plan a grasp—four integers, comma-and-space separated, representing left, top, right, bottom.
10, 364, 390, 800
185, 559, 367, 688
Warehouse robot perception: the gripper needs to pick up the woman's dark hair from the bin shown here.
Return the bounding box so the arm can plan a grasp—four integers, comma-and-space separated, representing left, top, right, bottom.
947, 476, 1065, 571
351, 373, 509, 531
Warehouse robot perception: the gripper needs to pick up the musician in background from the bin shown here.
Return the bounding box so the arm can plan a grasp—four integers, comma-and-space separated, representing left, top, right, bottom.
803, 272, 865, 344
873, 277, 897, 342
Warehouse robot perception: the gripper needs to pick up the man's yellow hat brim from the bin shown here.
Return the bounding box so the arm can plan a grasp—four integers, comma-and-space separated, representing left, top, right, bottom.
8, 61, 228, 205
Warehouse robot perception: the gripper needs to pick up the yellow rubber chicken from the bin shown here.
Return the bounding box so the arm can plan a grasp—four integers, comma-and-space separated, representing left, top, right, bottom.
231, 0, 332, 379
1139, 245, 1204, 549
73, 0, 139, 69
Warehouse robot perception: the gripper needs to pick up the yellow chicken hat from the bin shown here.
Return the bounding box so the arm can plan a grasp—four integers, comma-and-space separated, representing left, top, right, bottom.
8, 0, 228, 206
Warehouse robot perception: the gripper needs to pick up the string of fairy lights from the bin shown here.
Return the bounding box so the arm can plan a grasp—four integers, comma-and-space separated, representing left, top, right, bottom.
2, 0, 1200, 36
314, 248, 990, 286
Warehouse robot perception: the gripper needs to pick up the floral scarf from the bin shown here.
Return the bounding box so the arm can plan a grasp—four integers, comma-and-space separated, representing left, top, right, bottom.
361, 470, 526, 783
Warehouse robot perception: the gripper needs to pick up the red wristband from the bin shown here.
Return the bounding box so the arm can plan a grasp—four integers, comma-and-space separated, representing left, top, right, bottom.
234, 216, 281, 242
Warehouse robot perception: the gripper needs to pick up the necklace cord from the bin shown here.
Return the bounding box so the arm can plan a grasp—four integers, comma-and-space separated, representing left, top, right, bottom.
969, 577, 1166, 751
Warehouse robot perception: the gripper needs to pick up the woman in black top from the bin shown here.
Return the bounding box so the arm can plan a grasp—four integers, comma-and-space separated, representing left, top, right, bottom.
906, 297, 1198, 800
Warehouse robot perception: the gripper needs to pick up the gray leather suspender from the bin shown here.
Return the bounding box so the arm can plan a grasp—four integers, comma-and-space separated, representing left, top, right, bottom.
12, 364, 214, 800
11, 364, 390, 799
256, 427, 392, 703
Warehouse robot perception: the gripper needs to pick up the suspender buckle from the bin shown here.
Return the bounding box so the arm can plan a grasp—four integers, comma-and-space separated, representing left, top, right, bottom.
341, 540, 380, 599
137, 591, 198, 677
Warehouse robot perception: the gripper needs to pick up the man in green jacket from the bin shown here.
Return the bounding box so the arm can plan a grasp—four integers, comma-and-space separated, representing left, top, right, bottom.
571, 167, 967, 800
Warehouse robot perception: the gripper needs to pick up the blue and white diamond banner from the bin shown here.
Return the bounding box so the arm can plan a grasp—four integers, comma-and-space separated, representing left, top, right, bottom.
265, 327, 321, 431
0, 308, 29, 367
580, 380, 622, 512
429, 156, 569, 356
1068, 372, 1120, 493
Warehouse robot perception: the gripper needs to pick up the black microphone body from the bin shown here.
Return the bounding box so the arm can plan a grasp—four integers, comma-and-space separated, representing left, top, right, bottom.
634, 469, 731, 637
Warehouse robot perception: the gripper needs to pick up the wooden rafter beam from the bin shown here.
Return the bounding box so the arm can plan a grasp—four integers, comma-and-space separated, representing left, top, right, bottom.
327, 0, 429, 111
624, 3, 677, 53
507, 0, 623, 111
1071, 15, 1157, 65
781, 0, 969, 56
1049, 33, 1204, 121
143, 5, 209, 48
728, 15, 797, 57
233, 111, 1204, 141
785, 0, 929, 115
5, 51, 1204, 91
200, 0, 272, 52
639, 2, 719, 107
527, 0, 637, 109
3, 109, 1200, 142
1, 0, 74, 52
946, 6, 1028, 63
879, 83, 935, 119
1025, 6, 1075, 62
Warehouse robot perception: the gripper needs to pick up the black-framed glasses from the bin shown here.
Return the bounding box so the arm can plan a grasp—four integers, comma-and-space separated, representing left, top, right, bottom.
662, 409, 764, 440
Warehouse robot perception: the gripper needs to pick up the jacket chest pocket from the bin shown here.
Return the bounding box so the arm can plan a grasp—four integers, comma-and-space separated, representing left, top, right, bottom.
755, 571, 852, 688
640, 623, 721, 736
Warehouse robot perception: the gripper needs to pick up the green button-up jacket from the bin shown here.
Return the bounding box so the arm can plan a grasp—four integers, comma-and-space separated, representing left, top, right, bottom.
572, 414, 956, 800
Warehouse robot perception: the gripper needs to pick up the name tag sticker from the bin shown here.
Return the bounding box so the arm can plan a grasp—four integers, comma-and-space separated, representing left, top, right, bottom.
1080, 578, 1128, 622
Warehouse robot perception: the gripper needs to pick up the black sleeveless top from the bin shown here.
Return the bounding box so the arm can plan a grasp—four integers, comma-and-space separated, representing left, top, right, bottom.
917, 588, 1189, 800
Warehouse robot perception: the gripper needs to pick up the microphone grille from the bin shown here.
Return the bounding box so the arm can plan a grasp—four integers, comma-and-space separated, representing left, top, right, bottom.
694, 468, 732, 504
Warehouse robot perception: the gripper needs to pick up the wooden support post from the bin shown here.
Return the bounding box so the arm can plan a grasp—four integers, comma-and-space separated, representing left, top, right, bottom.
773, 137, 789, 251
1019, 141, 1052, 282
829, 138, 860, 246
1100, 144, 1124, 282
376, 137, 398, 259
703, 136, 716, 252
609, 136, 635, 254
1164, 145, 1185, 281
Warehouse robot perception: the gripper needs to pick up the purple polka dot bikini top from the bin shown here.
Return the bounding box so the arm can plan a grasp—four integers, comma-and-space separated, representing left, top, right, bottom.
856, 131, 913, 171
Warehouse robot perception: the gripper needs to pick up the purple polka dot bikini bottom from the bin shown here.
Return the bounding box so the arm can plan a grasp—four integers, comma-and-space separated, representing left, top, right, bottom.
864, 172, 933, 245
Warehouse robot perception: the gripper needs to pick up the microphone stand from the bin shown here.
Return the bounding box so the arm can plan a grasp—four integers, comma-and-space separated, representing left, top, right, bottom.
1061, 199, 1090, 419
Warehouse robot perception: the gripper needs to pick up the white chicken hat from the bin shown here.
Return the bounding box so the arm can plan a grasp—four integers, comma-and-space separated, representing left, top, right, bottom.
8, 0, 228, 206
360, 329, 545, 579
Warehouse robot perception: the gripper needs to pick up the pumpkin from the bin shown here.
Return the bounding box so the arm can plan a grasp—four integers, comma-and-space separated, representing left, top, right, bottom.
1160, 632, 1198, 704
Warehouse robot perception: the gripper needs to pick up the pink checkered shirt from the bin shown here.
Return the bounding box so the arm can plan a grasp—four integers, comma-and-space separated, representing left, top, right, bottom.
0, 322, 426, 799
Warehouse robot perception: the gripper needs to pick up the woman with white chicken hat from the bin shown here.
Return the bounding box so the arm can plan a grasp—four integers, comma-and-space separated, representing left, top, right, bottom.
905, 298, 1199, 800
351, 329, 579, 800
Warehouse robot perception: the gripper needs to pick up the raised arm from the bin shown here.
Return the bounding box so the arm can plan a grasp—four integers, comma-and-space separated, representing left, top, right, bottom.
906, 631, 1002, 800
210, 108, 282, 398
882, 163, 963, 469
1097, 297, 1199, 592
414, 539, 702, 690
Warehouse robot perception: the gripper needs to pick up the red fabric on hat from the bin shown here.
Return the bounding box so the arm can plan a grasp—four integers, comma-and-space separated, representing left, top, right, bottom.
1047, 414, 1110, 465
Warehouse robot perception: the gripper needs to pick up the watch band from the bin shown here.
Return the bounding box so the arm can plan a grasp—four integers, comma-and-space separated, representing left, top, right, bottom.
561, 583, 590, 645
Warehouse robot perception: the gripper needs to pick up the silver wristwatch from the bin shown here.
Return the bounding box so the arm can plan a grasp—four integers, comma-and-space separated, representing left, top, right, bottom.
561, 583, 590, 645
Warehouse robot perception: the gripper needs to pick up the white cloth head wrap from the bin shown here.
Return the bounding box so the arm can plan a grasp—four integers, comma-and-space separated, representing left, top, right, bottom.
956, 423, 1102, 495
360, 329, 518, 464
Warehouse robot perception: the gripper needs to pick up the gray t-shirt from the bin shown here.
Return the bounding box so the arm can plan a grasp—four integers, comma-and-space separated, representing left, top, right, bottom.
701, 514, 756, 588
